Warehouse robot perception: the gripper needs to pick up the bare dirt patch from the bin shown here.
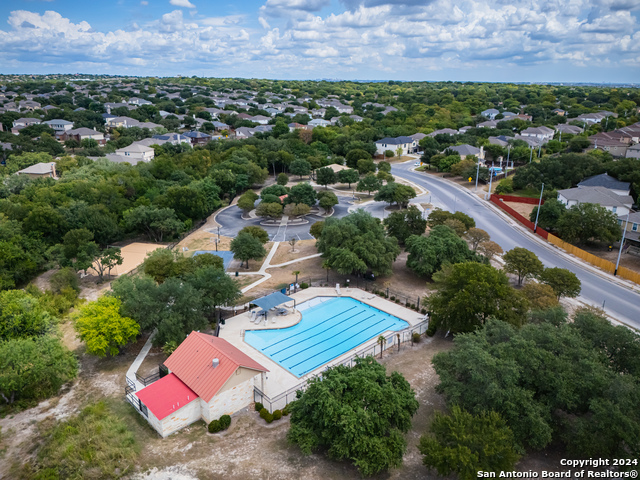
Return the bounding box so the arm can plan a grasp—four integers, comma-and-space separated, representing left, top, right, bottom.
581, 243, 640, 274
504, 201, 536, 219
270, 240, 318, 266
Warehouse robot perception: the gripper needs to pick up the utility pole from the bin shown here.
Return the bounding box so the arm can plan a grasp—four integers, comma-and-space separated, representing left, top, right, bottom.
487, 162, 495, 200
614, 212, 630, 276
533, 183, 544, 233
529, 146, 534, 163
505, 145, 511, 177
475, 160, 480, 192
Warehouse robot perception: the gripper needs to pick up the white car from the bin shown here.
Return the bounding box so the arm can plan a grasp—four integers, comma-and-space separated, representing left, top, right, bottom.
414, 162, 421, 166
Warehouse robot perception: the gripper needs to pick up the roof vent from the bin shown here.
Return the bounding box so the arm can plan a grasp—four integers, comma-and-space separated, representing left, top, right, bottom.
212, 358, 219, 368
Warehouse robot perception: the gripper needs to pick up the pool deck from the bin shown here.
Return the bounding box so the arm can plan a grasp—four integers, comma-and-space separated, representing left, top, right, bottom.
219, 287, 426, 399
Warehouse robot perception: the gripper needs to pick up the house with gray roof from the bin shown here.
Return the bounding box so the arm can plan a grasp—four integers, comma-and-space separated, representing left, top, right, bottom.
16, 162, 57, 179
445, 144, 485, 160
557, 186, 633, 216
577, 173, 630, 196
481, 108, 499, 119
375, 136, 418, 156
618, 211, 640, 247
555, 124, 583, 135
626, 143, 640, 159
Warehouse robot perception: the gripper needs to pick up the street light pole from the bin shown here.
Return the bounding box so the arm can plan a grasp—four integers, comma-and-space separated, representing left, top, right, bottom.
475, 160, 480, 192
533, 183, 544, 233
614, 212, 630, 276
487, 162, 494, 200
529, 146, 534, 163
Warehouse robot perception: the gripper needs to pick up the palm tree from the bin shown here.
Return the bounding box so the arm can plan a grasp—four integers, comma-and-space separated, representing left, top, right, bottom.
322, 261, 331, 283
293, 270, 300, 284
377, 335, 387, 358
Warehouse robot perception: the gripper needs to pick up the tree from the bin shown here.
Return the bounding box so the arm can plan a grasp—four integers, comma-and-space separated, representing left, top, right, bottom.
0, 289, 51, 341
64, 139, 80, 152
345, 149, 371, 169
427, 209, 476, 230
529, 198, 565, 231
503, 247, 544, 285
290, 159, 311, 178
383, 206, 427, 245
315, 167, 336, 189
539, 267, 581, 299
357, 173, 382, 196
466, 228, 490, 250
377, 335, 386, 358
230, 232, 267, 268
74, 296, 140, 357
272, 120, 289, 138
426, 262, 529, 334
384, 150, 395, 159
556, 203, 621, 245
92, 247, 124, 281
356, 158, 376, 174
317, 191, 338, 212
406, 225, 481, 278
238, 225, 269, 244
187, 266, 241, 319
255, 202, 283, 219
374, 182, 416, 208
277, 173, 289, 185
478, 240, 503, 260
317, 210, 400, 276
287, 357, 419, 477
0, 335, 77, 405
237, 193, 257, 215
52, 228, 100, 272
310, 221, 324, 239
419, 406, 520, 480
285, 202, 311, 218
142, 248, 194, 283
122, 206, 183, 242
443, 218, 466, 236
337, 168, 359, 188
288, 183, 317, 206
568, 136, 590, 152
81, 138, 99, 149
521, 282, 559, 310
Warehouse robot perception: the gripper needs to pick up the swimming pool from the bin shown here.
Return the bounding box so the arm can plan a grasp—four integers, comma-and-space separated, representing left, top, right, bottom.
244, 297, 409, 377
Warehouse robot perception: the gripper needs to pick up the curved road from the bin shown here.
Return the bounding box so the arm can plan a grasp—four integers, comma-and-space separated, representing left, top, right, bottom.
392, 161, 640, 329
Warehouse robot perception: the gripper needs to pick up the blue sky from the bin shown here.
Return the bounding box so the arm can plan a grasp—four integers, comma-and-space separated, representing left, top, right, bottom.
0, 0, 639, 83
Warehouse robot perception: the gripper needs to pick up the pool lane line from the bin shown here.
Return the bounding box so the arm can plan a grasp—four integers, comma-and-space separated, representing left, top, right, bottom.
287, 318, 394, 368
262, 305, 360, 352
295, 322, 401, 375
276, 312, 375, 360
268, 309, 369, 356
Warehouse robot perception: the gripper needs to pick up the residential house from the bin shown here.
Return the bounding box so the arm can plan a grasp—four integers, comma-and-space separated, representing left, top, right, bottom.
445, 144, 485, 161
234, 127, 257, 139
16, 162, 57, 179
43, 119, 74, 138
577, 173, 630, 196
381, 106, 398, 115
626, 144, 640, 159
250, 115, 270, 125
575, 111, 617, 125
349, 115, 363, 122
618, 211, 640, 247
555, 124, 583, 135
519, 126, 555, 143
288, 122, 310, 132
375, 136, 418, 156
151, 133, 191, 145
488, 136, 511, 147
11, 117, 42, 134
557, 186, 633, 216
106, 116, 141, 128
477, 120, 498, 129
458, 126, 474, 134
514, 134, 544, 147
133, 332, 268, 438
62, 127, 106, 145
427, 128, 458, 137
481, 108, 499, 119
115, 143, 155, 163
128, 97, 153, 106
183, 130, 212, 146
410, 133, 427, 143
308, 118, 331, 128
589, 132, 630, 157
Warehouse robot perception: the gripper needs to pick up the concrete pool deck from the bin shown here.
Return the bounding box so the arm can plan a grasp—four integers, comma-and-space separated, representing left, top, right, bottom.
218, 287, 427, 399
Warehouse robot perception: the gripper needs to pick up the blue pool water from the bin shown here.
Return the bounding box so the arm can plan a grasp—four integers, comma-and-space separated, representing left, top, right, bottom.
244, 297, 409, 377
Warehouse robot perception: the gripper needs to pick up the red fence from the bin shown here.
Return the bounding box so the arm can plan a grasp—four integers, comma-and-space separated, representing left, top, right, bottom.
493, 194, 545, 205
489, 195, 549, 240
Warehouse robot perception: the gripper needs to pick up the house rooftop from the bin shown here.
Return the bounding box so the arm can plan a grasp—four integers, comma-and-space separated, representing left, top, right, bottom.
164, 332, 268, 403
578, 173, 630, 192
558, 186, 633, 207
376, 136, 414, 145
17, 162, 56, 175
136, 373, 198, 420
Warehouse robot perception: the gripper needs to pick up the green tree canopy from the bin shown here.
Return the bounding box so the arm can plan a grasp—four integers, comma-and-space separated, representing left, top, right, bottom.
337, 168, 360, 188
0, 289, 52, 341
427, 209, 476, 231
230, 232, 267, 268
383, 205, 427, 245
426, 262, 529, 334
356, 173, 382, 196
290, 159, 312, 178
556, 203, 621, 245
317, 210, 400, 276
539, 267, 581, 299
74, 296, 140, 357
503, 247, 544, 285
315, 166, 337, 188
419, 406, 520, 480
238, 225, 269, 244
287, 357, 419, 477
288, 182, 317, 206
122, 206, 184, 242
406, 225, 482, 278
529, 198, 565, 232
0, 335, 77, 404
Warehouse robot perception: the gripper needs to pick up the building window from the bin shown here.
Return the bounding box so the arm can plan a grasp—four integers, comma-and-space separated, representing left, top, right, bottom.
618, 219, 623, 226
633, 223, 638, 232
612, 206, 617, 213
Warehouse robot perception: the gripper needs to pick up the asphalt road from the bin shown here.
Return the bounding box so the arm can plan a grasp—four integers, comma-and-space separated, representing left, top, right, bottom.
392, 161, 640, 329
214, 195, 353, 242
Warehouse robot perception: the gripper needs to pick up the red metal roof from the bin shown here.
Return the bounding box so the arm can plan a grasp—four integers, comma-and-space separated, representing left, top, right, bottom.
136, 373, 198, 420
164, 332, 268, 403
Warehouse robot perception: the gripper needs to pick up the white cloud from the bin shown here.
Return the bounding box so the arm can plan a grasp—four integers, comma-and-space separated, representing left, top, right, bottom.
169, 0, 196, 8
140, 1, 148, 5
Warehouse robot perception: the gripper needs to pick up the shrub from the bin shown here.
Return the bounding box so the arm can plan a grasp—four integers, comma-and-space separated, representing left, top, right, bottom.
495, 178, 514, 195
283, 404, 291, 416
426, 323, 437, 337
395, 299, 400, 304
208, 420, 222, 433
300, 282, 309, 289
273, 410, 282, 420
255, 402, 264, 412
219, 414, 231, 430
390, 296, 396, 301
421, 308, 427, 314
260, 408, 275, 423
412, 332, 421, 343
